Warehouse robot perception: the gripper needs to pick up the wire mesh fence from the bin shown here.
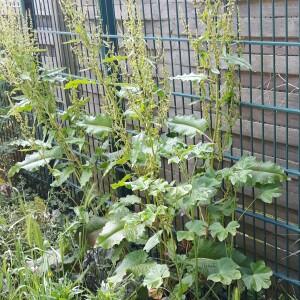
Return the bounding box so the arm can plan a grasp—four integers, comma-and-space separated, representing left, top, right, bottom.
11, 0, 300, 294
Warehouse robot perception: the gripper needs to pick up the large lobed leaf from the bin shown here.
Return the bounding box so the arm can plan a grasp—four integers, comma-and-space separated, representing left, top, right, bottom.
242, 261, 272, 292
220, 156, 287, 203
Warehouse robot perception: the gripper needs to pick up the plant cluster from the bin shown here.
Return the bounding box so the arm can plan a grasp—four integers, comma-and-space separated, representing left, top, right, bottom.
0, 1, 289, 299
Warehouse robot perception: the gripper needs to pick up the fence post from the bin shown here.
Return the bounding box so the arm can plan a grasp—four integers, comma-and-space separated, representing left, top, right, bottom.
98, 0, 118, 46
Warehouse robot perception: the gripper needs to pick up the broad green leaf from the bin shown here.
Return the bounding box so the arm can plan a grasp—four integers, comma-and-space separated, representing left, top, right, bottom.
77, 115, 112, 135
208, 198, 236, 220
187, 173, 221, 207
222, 50, 252, 70
64, 78, 96, 90
124, 221, 146, 242
130, 132, 159, 167
207, 257, 241, 285
170, 274, 193, 300
8, 146, 61, 178
165, 183, 192, 208
242, 261, 272, 292
51, 164, 75, 187
209, 221, 240, 242
187, 257, 219, 277
79, 166, 93, 188
168, 115, 208, 138
257, 184, 282, 204
97, 220, 125, 249
190, 239, 252, 269
143, 230, 163, 253
108, 250, 148, 284
119, 194, 141, 206
148, 178, 171, 197
143, 263, 170, 289
185, 220, 208, 237
8, 98, 32, 115
170, 73, 207, 82
125, 176, 153, 191
9, 138, 53, 149
220, 156, 287, 189
177, 231, 194, 242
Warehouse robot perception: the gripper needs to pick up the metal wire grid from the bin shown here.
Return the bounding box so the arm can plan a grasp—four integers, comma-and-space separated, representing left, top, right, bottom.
13, 0, 300, 293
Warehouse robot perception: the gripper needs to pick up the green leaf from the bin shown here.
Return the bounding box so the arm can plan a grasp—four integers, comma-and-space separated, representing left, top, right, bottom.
143, 230, 163, 253
242, 261, 272, 292
177, 231, 194, 242
8, 146, 61, 178
79, 166, 93, 188
165, 184, 192, 208
25, 215, 44, 249
8, 98, 32, 115
102, 55, 127, 63
130, 132, 159, 167
222, 50, 252, 70
208, 198, 236, 220
185, 220, 208, 237
143, 263, 170, 289
119, 194, 141, 206
170, 73, 207, 82
188, 173, 221, 207
209, 221, 240, 242
108, 250, 148, 284
221, 156, 287, 189
170, 274, 193, 300
97, 220, 125, 249
40, 67, 66, 83
207, 257, 241, 285
111, 174, 131, 190
51, 164, 75, 187
168, 115, 208, 138
125, 176, 153, 191
77, 115, 112, 136
64, 78, 96, 90
257, 184, 282, 204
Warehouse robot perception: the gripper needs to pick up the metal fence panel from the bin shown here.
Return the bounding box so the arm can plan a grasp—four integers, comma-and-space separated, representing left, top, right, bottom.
19, 0, 300, 293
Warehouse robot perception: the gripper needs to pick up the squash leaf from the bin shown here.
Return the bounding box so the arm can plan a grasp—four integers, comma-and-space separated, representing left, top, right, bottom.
207, 257, 241, 285
242, 261, 272, 292
209, 221, 240, 242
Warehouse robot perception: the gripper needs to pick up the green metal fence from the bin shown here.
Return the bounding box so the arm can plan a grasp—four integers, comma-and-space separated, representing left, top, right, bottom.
19, 0, 300, 294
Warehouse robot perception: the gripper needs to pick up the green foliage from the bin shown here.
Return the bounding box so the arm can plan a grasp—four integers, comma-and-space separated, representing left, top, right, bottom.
8, 146, 62, 177
206, 257, 241, 285
209, 221, 240, 242
77, 115, 112, 136
242, 261, 273, 292
0, 0, 289, 299
168, 115, 208, 138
